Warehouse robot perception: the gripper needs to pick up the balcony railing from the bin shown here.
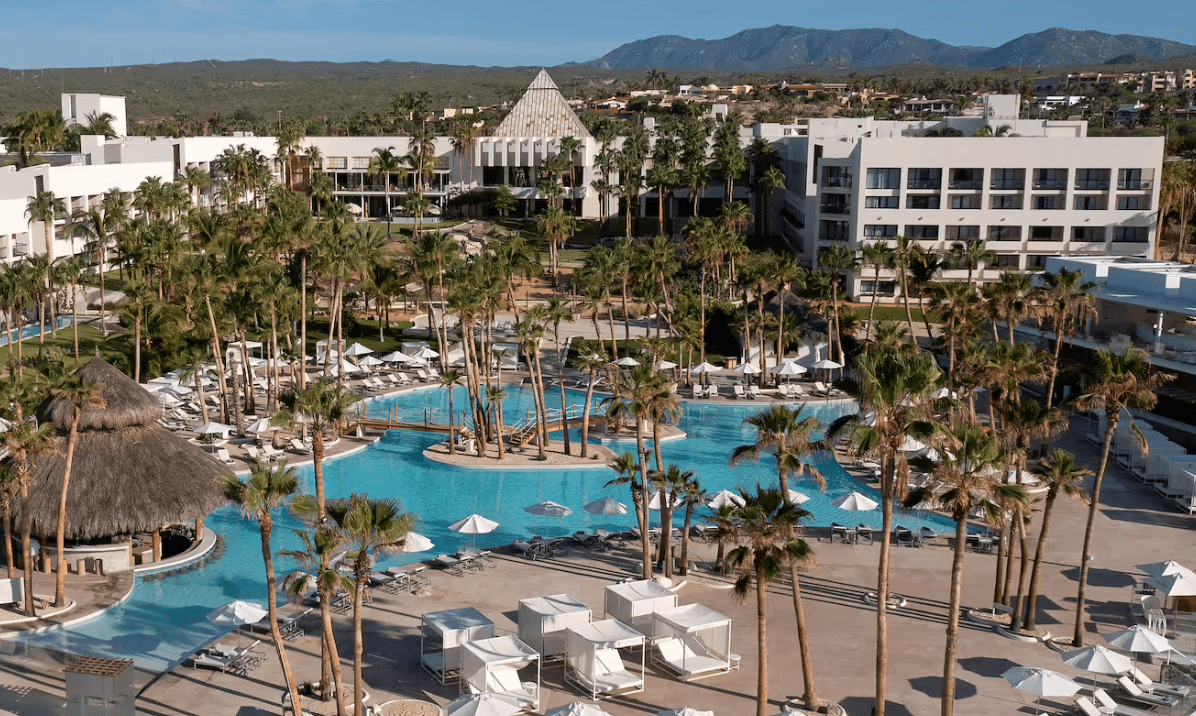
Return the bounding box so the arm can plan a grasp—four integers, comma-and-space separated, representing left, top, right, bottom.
948, 180, 982, 190
1075, 180, 1110, 190
1032, 180, 1067, 190
819, 204, 851, 215
1117, 180, 1151, 190
907, 180, 941, 190
990, 180, 1025, 190
821, 176, 853, 188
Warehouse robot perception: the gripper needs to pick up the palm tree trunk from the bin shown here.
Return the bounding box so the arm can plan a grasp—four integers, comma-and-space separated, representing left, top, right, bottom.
636, 425, 651, 580
133, 311, 142, 383
532, 350, 549, 460
353, 574, 366, 716
866, 265, 882, 341
941, 515, 969, 716
205, 295, 231, 423
299, 254, 308, 389
792, 562, 820, 709
581, 380, 595, 459
755, 568, 769, 716
19, 473, 35, 616
71, 278, 79, 364
260, 516, 304, 716
621, 278, 631, 343
679, 504, 694, 575
446, 385, 456, 456
1022, 489, 1059, 631
900, 272, 917, 347
54, 410, 81, 607
98, 256, 108, 336
1074, 415, 1116, 646
875, 455, 896, 716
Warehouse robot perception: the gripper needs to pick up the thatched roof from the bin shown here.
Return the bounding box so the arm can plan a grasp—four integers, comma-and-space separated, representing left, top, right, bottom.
22, 357, 229, 540
39, 357, 164, 430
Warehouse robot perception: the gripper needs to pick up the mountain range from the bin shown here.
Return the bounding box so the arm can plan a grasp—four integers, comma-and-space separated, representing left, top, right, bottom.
583, 26, 1195, 71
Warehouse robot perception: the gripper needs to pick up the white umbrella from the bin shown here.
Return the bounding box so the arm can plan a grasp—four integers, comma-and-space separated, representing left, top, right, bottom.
446, 693, 522, 716
344, 202, 364, 215
691, 362, 721, 374
343, 343, 374, 357
547, 703, 612, 716
1061, 644, 1133, 689
206, 600, 267, 626
1104, 625, 1173, 656
647, 490, 681, 510
411, 346, 440, 360
195, 422, 234, 436
155, 392, 182, 407
736, 363, 761, 375
379, 351, 414, 364
1137, 561, 1195, 579
1003, 666, 1082, 716
398, 533, 435, 553
524, 501, 573, 519
583, 497, 628, 516
658, 709, 714, 716
357, 355, 385, 367
832, 491, 879, 511
707, 490, 745, 510
612, 356, 640, 367
812, 358, 841, 370
245, 418, 277, 435
776, 361, 807, 377
450, 513, 499, 549
657, 361, 677, 371
898, 436, 928, 452
787, 489, 811, 505
1148, 571, 1196, 597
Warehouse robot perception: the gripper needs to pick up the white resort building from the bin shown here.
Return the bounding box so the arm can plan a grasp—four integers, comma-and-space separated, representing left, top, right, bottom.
0, 74, 1168, 301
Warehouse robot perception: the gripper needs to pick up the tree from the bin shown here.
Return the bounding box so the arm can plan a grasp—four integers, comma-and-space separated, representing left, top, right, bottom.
27, 191, 65, 263
861, 241, 896, 341
281, 526, 345, 711
755, 166, 785, 237
223, 465, 304, 715
730, 404, 826, 709
819, 245, 859, 366
49, 376, 105, 607
727, 487, 813, 716
0, 388, 55, 615
440, 370, 462, 456
1039, 268, 1094, 408
1022, 450, 1090, 632
368, 147, 407, 237
905, 423, 1023, 716
119, 282, 154, 383
828, 350, 940, 716
575, 352, 607, 458
323, 495, 414, 716
948, 238, 997, 294
1070, 349, 1170, 646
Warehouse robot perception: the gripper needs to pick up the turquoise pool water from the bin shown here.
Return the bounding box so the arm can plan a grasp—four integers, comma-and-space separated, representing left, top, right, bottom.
13, 386, 955, 672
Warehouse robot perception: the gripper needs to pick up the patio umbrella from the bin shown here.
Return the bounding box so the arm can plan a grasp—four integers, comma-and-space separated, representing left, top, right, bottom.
736, 363, 761, 375
398, 532, 435, 553
450, 513, 500, 549
647, 490, 680, 510
344, 203, 364, 215
691, 361, 721, 386
787, 489, 811, 505
1003, 666, 1082, 716
379, 351, 414, 364
1148, 571, 1196, 598
832, 491, 879, 511
1137, 561, 1195, 579
195, 421, 234, 435
658, 709, 714, 716
343, 343, 374, 357
1060, 644, 1133, 689
612, 356, 640, 367
245, 418, 276, 435
775, 361, 807, 379
1104, 625, 1173, 657
547, 703, 612, 716
206, 600, 267, 629
411, 346, 440, 360
357, 355, 385, 368
446, 693, 522, 716
657, 360, 677, 371
583, 496, 628, 531
707, 490, 745, 511
524, 500, 573, 537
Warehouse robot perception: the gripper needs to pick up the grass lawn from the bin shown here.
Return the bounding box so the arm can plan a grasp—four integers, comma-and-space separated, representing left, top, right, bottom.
858, 305, 930, 323
0, 321, 129, 378
278, 317, 417, 358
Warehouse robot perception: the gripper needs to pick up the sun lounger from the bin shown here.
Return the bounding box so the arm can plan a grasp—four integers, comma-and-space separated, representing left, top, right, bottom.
706, 384, 720, 399
214, 448, 237, 466
290, 438, 313, 455
260, 445, 284, 462
732, 385, 745, 400
1116, 676, 1179, 708
1074, 696, 1103, 716
812, 381, 831, 396
776, 384, 790, 398
243, 445, 263, 463
432, 554, 465, 576
278, 608, 311, 640
1175, 493, 1196, 514
749, 385, 763, 399
919, 527, 939, 545
1130, 667, 1191, 698
895, 527, 917, 547
590, 647, 644, 694
857, 524, 874, 544
789, 384, 805, 398
690, 385, 702, 399
192, 652, 241, 674
1093, 688, 1158, 716
653, 636, 729, 681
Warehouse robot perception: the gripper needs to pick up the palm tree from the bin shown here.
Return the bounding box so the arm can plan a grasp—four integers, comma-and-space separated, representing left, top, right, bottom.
324, 495, 415, 716
828, 350, 940, 716
1022, 451, 1090, 632
1039, 268, 1094, 408
730, 404, 826, 709
892, 236, 921, 344
1070, 349, 1171, 646
948, 238, 998, 294
440, 370, 462, 456
928, 281, 980, 389
49, 376, 105, 607
861, 241, 896, 341
0, 390, 54, 615
26, 191, 65, 262
276, 382, 360, 524
675, 471, 705, 576
727, 486, 813, 716
576, 352, 607, 458
282, 525, 346, 711
905, 423, 1024, 716
119, 282, 154, 383
223, 465, 304, 714
755, 166, 785, 237
819, 245, 858, 366
368, 147, 407, 237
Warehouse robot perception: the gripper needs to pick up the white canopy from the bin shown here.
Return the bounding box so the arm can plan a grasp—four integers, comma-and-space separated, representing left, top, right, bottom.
564, 619, 646, 700
379, 351, 416, 364
206, 600, 267, 626
651, 604, 732, 680
647, 490, 681, 510
652, 604, 730, 633
421, 607, 496, 684
461, 636, 540, 712
832, 491, 879, 511
451, 514, 500, 535
706, 490, 745, 510
1137, 561, 1195, 579
604, 580, 677, 634
1148, 571, 1196, 597
343, 342, 374, 357
775, 361, 807, 376
517, 594, 592, 659
691, 362, 721, 374
735, 363, 761, 375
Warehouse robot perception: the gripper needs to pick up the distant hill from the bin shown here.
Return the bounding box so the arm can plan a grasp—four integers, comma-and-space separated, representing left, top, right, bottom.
969, 28, 1195, 68
584, 25, 1195, 71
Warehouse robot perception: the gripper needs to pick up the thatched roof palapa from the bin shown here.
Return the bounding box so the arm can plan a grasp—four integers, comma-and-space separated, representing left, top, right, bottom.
21, 357, 230, 541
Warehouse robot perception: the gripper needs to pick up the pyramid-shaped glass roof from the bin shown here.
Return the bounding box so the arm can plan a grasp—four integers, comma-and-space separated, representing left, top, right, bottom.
495, 69, 592, 139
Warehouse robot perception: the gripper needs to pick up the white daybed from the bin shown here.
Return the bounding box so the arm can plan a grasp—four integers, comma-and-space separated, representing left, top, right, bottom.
517, 594, 592, 661
421, 607, 495, 684
651, 603, 732, 681
460, 635, 540, 712
564, 618, 646, 700
603, 580, 678, 635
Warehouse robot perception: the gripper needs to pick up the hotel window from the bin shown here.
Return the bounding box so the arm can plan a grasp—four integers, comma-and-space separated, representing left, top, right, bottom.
1033, 168, 1068, 189
1028, 255, 1050, 268
988, 226, 1022, 241
993, 254, 1022, 268
325, 156, 348, 170
863, 224, 898, 237
950, 194, 981, 209
1117, 195, 1149, 210
1074, 195, 1107, 211
821, 166, 852, 188
352, 157, 371, 170
991, 195, 1022, 210
949, 168, 983, 190
1031, 226, 1063, 241
1033, 195, 1061, 210
907, 168, 941, 189
819, 220, 850, 242
1075, 168, 1110, 190
946, 225, 980, 241
1113, 227, 1148, 243
1117, 168, 1143, 190
905, 225, 939, 239
1072, 227, 1101, 242
990, 168, 1025, 190
865, 196, 899, 209
860, 280, 897, 295
865, 168, 900, 189
907, 195, 941, 210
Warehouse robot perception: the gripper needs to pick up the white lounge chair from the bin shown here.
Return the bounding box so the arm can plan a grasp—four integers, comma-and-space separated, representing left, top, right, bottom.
731, 385, 745, 400
589, 647, 643, 694
192, 652, 239, 673
653, 636, 728, 681
1116, 676, 1179, 708
776, 384, 790, 398
1129, 667, 1190, 698
748, 385, 763, 399
790, 384, 805, 398
690, 384, 703, 399
485, 667, 537, 709
260, 445, 284, 462
214, 448, 237, 466
290, 438, 313, 455
1094, 688, 1157, 716
243, 445, 264, 464
706, 384, 720, 399
1075, 696, 1103, 716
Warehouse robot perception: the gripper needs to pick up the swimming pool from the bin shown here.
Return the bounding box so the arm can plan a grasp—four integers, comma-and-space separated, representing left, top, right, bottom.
13, 386, 955, 672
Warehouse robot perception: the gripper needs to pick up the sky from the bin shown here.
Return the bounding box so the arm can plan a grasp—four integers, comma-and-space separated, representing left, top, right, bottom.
1, 0, 1193, 69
